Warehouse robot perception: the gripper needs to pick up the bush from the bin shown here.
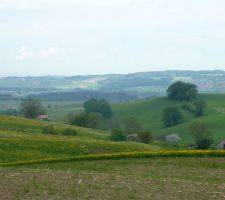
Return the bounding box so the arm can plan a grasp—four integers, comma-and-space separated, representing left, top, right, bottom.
181, 102, 196, 113
162, 106, 183, 127
189, 121, 213, 149
20, 96, 46, 119
138, 130, 153, 144
181, 100, 206, 116
111, 129, 127, 141
194, 100, 206, 116
42, 125, 57, 135
61, 128, 77, 136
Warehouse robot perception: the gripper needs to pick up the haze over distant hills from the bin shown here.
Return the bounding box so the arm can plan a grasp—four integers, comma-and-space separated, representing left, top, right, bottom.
1, 70, 225, 101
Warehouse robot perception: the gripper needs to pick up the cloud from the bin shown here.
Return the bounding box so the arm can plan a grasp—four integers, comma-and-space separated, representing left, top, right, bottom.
16, 47, 33, 61
16, 46, 65, 61
38, 47, 65, 58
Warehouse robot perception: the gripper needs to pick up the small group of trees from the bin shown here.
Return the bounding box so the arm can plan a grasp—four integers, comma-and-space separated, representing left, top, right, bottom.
111, 128, 153, 144
69, 98, 113, 129
162, 81, 206, 127
181, 100, 206, 116
84, 98, 112, 118
111, 116, 153, 144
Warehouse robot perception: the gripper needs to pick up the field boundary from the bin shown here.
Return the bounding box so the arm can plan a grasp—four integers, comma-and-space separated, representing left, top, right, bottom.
1, 150, 225, 167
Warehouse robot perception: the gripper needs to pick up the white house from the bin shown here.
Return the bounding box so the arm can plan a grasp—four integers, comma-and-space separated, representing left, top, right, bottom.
37, 114, 48, 121
217, 140, 225, 150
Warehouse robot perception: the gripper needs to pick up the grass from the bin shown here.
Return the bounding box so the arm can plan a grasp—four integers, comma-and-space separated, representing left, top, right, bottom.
113, 94, 225, 145
0, 100, 83, 122
1, 157, 225, 199
2, 150, 225, 167
0, 115, 158, 164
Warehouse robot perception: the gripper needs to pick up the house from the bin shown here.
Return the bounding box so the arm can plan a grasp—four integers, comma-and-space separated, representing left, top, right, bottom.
166, 133, 182, 144
37, 114, 48, 121
217, 140, 225, 150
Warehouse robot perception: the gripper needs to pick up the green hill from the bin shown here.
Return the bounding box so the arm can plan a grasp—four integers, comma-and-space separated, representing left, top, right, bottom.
0, 115, 158, 164
113, 94, 225, 145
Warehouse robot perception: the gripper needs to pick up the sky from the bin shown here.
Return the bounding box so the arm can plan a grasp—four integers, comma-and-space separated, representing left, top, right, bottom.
1, 0, 225, 76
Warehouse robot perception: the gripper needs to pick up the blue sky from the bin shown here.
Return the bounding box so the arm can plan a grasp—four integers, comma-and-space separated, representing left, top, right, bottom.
1, 0, 225, 76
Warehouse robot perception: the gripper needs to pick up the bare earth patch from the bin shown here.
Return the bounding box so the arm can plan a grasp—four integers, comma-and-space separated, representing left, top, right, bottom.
0, 158, 225, 200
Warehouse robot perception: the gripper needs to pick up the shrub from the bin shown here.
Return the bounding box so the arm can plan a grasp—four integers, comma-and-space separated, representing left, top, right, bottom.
189, 121, 213, 149
111, 129, 127, 141
181, 102, 196, 113
20, 96, 46, 119
194, 100, 206, 116
61, 128, 77, 136
138, 130, 153, 144
42, 125, 57, 135
162, 106, 183, 127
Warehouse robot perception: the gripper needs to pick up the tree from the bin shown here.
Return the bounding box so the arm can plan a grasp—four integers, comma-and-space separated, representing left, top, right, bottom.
83, 98, 112, 118
97, 99, 113, 118
69, 112, 105, 129
189, 121, 213, 149
84, 98, 99, 114
111, 129, 127, 141
162, 106, 183, 127
167, 81, 198, 101
20, 96, 45, 119
71, 113, 88, 127
86, 112, 104, 129
194, 100, 206, 116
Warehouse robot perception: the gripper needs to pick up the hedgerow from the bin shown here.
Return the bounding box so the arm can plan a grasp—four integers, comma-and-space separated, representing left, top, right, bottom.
1, 150, 225, 167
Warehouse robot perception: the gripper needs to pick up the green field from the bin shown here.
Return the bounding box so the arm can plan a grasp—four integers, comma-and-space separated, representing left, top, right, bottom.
0, 101, 225, 199
0, 100, 83, 122
113, 94, 225, 145
0, 115, 158, 164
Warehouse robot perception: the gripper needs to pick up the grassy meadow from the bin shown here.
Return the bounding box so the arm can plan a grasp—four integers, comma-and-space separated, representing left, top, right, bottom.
0, 115, 159, 164
0, 100, 83, 122
0, 94, 225, 199
113, 94, 225, 145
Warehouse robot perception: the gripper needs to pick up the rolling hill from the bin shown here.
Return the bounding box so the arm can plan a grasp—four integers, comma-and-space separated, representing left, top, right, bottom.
113, 94, 225, 145
0, 115, 158, 164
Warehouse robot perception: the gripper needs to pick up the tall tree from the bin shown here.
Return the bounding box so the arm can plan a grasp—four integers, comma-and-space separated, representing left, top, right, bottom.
167, 81, 198, 101
83, 98, 112, 118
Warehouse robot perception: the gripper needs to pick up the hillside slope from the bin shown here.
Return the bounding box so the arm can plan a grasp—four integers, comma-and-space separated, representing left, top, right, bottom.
113, 94, 225, 145
0, 115, 158, 164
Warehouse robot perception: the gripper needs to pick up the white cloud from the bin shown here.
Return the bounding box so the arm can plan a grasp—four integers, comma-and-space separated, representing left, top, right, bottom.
16, 46, 65, 61
16, 47, 33, 61
38, 47, 64, 58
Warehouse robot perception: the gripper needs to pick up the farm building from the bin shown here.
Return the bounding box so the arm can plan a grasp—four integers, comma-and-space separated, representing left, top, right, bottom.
37, 114, 48, 121
217, 140, 225, 150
